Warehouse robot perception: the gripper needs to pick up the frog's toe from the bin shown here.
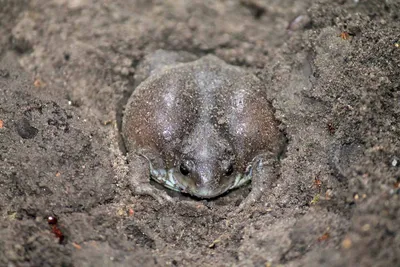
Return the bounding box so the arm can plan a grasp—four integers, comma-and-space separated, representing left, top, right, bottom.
233, 188, 263, 214
133, 183, 173, 204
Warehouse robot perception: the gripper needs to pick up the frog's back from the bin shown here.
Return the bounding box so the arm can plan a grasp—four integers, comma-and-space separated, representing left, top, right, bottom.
123, 55, 283, 171
190, 56, 284, 169
123, 64, 200, 167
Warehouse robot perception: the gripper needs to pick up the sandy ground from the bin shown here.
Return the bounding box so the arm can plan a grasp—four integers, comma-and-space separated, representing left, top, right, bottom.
1, 0, 399, 266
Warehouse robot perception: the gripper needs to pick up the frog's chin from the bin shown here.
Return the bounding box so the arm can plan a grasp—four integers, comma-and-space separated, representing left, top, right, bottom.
149, 166, 253, 199
188, 188, 228, 199
149, 167, 225, 198
180, 173, 253, 199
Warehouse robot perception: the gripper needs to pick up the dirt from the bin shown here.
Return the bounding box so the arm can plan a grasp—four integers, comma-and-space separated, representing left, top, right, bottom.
0, 0, 399, 266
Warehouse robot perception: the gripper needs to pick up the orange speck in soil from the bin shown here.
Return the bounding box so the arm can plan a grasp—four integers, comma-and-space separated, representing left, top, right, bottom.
312, 173, 322, 193
0, 120, 3, 129
340, 31, 350, 40
72, 242, 82, 249
56, 172, 61, 177
34, 79, 45, 88
314, 178, 322, 189
128, 208, 134, 216
318, 232, 330, 241
342, 237, 352, 249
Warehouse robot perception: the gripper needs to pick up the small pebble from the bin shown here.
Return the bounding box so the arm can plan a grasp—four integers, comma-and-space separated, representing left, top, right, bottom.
392, 158, 398, 167
48, 216, 58, 225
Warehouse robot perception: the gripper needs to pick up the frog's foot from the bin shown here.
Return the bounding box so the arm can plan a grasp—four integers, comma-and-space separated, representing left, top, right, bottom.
126, 153, 174, 204
233, 154, 278, 214
131, 181, 173, 204
234, 186, 263, 213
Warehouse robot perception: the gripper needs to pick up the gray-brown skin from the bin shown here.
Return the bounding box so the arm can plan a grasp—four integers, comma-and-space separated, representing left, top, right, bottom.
122, 50, 285, 208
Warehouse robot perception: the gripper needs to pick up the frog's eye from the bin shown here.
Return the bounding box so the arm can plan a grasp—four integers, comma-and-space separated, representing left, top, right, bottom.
225, 163, 234, 176
179, 162, 190, 176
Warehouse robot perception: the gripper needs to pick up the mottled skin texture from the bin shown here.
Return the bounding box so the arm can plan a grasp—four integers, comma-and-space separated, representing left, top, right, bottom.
122, 51, 285, 208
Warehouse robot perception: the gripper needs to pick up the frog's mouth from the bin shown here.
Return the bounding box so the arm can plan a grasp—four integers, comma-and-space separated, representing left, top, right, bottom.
147, 161, 253, 198
149, 167, 180, 191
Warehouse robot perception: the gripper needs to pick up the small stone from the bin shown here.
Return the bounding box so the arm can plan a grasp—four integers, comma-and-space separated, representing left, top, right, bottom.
122, 58, 132, 67
120, 67, 130, 76
342, 237, 352, 249
361, 224, 371, 232
392, 158, 398, 167
47, 216, 58, 225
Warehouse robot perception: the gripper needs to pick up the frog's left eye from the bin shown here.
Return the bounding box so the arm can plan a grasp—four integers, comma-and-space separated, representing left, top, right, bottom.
225, 164, 234, 176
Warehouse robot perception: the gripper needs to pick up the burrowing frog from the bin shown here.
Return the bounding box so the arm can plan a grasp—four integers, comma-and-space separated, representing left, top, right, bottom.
122, 50, 285, 208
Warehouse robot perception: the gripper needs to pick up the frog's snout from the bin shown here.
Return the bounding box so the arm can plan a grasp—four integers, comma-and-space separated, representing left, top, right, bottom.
174, 163, 234, 199
189, 187, 225, 199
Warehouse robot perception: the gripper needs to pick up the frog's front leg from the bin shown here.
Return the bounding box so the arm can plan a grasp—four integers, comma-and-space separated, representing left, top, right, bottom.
235, 153, 279, 213
126, 152, 173, 203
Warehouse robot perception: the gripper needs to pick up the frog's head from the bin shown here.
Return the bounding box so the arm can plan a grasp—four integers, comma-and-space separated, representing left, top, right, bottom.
174, 154, 236, 198
168, 126, 249, 199
148, 127, 251, 198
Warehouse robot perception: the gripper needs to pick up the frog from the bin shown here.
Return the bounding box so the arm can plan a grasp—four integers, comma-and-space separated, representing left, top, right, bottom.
122, 50, 285, 210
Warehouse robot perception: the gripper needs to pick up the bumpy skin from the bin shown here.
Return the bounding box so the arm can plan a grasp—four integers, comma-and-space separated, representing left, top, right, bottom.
122, 52, 284, 203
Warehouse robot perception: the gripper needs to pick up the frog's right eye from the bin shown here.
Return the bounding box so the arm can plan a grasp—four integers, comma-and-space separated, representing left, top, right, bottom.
225, 163, 234, 176
179, 162, 190, 176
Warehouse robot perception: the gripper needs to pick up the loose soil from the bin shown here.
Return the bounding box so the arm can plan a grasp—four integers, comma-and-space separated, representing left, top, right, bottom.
0, 0, 399, 266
